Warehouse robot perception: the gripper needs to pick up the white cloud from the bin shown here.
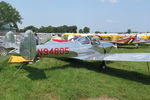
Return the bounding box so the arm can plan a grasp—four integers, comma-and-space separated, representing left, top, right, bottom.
105, 19, 113, 23
100, 0, 117, 3
100, 0, 105, 2
109, 0, 117, 3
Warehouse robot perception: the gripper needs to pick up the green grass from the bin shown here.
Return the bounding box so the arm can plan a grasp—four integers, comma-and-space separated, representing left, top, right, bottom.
0, 46, 150, 100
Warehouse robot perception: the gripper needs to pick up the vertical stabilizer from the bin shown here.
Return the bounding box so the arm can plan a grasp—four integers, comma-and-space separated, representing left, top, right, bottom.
20, 30, 36, 60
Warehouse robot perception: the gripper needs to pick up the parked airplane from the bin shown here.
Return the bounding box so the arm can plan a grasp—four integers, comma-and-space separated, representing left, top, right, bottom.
107, 35, 150, 48
8, 30, 150, 70
0, 31, 18, 56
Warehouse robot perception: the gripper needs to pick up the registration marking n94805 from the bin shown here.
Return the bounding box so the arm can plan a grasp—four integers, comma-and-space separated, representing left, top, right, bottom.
37, 47, 69, 56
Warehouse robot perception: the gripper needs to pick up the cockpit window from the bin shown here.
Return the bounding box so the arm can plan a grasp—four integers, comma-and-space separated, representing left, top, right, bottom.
91, 36, 101, 45
78, 37, 91, 44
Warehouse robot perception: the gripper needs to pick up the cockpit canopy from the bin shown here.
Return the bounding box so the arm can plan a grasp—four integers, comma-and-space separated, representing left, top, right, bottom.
77, 36, 100, 45
77, 36, 91, 44
91, 36, 101, 45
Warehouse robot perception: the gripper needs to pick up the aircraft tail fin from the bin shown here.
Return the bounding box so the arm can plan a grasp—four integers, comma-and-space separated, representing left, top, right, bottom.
20, 30, 36, 60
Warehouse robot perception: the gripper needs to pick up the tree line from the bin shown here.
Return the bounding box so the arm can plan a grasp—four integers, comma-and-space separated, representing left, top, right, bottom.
19, 25, 90, 33
20, 25, 78, 33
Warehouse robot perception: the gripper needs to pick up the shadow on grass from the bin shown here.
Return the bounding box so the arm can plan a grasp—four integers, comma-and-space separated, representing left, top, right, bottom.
118, 47, 136, 49
0, 58, 9, 72
104, 67, 150, 85
51, 58, 150, 85
17, 58, 150, 85
16, 65, 47, 80
118, 44, 150, 49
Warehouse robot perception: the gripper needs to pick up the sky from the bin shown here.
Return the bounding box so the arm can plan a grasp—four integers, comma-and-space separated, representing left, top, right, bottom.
1, 0, 150, 32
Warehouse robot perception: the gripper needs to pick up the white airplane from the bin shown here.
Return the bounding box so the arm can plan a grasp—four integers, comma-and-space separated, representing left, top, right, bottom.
0, 31, 18, 56
7, 30, 150, 71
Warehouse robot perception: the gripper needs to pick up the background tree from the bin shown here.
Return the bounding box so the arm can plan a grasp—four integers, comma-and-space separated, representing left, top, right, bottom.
20, 25, 79, 33
127, 29, 131, 34
62, 25, 68, 33
72, 25, 77, 33
46, 26, 54, 33
83, 27, 90, 33
79, 29, 83, 33
23, 25, 38, 32
95, 31, 101, 33
0, 1, 22, 30
69, 25, 77, 33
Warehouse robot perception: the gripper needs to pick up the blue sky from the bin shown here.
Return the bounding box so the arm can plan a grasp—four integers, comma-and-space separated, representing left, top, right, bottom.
2, 0, 150, 32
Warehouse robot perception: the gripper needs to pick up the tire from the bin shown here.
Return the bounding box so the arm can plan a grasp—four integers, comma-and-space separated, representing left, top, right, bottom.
0, 47, 8, 56
100, 61, 107, 71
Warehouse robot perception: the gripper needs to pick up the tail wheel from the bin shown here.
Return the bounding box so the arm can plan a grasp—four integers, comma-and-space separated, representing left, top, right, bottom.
0, 47, 8, 56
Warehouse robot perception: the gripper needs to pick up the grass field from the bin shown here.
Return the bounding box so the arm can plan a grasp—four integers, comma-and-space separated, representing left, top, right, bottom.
0, 45, 150, 100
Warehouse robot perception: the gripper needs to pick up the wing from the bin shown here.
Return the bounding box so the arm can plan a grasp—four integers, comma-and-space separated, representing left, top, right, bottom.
132, 41, 150, 44
110, 41, 126, 44
73, 49, 105, 60
104, 53, 150, 62
74, 52, 150, 62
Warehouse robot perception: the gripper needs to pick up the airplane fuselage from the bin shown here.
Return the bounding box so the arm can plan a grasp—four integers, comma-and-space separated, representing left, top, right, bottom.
35, 40, 113, 58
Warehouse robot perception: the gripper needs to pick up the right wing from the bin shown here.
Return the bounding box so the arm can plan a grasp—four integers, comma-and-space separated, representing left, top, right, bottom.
74, 52, 150, 62
103, 53, 150, 62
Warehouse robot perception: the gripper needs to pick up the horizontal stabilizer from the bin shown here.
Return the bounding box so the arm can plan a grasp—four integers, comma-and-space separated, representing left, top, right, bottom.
8, 56, 33, 63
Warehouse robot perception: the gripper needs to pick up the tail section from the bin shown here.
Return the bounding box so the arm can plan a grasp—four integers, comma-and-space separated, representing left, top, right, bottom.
20, 30, 36, 60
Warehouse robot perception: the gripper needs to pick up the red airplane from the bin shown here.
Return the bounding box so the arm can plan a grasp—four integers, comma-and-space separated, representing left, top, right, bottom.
109, 35, 150, 48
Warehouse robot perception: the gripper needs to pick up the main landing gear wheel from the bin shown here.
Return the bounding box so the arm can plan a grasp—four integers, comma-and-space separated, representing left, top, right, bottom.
0, 47, 8, 56
100, 61, 107, 71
